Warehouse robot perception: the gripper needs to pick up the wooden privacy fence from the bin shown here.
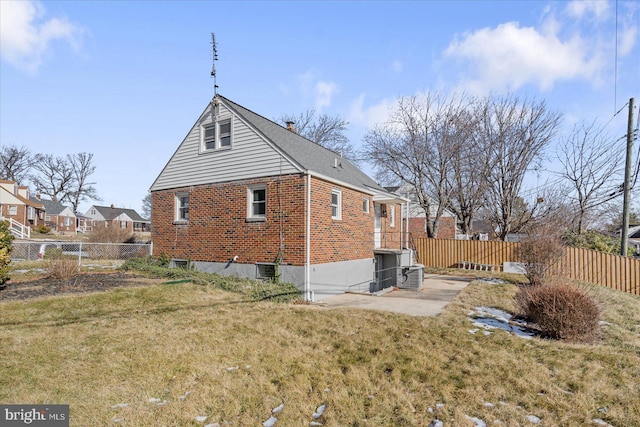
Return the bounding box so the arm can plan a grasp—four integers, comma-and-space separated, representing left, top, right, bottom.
415, 238, 640, 296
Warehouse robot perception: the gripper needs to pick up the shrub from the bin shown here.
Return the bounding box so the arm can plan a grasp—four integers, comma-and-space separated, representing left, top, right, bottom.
87, 226, 134, 243
0, 220, 14, 287
515, 281, 600, 342
47, 256, 80, 280
563, 230, 633, 255
34, 224, 52, 234
517, 229, 566, 286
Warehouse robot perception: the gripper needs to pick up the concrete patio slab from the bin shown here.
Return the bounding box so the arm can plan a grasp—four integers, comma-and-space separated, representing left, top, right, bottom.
316, 274, 473, 317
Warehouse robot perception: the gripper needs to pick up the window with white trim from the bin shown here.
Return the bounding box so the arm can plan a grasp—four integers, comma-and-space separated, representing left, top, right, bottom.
203, 124, 216, 150
201, 117, 233, 151
331, 189, 342, 220
8, 205, 16, 216
363, 198, 370, 213
248, 186, 266, 220
218, 119, 232, 147
27, 206, 34, 220
175, 193, 189, 222
120, 221, 127, 229
64, 217, 72, 226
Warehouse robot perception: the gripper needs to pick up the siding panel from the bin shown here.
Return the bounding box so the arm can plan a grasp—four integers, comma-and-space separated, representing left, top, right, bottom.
152, 102, 300, 191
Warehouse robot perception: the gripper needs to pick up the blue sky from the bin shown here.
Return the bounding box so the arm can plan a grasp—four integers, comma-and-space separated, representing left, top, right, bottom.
1, 0, 638, 215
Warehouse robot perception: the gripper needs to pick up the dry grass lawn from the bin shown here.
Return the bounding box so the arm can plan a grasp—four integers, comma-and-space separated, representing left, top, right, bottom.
1, 271, 639, 426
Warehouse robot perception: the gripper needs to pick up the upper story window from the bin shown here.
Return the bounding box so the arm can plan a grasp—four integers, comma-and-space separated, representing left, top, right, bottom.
175, 193, 189, 223
203, 124, 216, 150
331, 189, 342, 220
201, 116, 233, 151
248, 186, 266, 220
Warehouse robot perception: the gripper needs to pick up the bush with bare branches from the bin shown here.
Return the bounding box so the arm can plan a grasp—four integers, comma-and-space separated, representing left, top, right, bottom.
47, 257, 79, 280
87, 226, 134, 243
516, 280, 600, 342
518, 229, 566, 286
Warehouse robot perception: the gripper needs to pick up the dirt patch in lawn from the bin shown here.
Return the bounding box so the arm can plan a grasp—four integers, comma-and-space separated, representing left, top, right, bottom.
0, 272, 164, 301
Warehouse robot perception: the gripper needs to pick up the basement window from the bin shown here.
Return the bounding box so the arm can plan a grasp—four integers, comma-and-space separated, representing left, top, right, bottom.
256, 263, 276, 280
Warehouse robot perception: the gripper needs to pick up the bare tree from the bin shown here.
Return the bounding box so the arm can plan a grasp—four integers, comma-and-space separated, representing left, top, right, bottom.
68, 152, 100, 213
478, 95, 562, 240
31, 152, 100, 211
363, 93, 469, 237
557, 122, 623, 234
31, 154, 74, 202
0, 145, 33, 184
141, 191, 151, 220
279, 109, 357, 163
444, 102, 491, 236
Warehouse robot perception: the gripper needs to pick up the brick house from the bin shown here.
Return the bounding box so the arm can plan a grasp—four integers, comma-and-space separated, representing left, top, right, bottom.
31, 196, 77, 234
150, 95, 414, 300
0, 179, 45, 237
84, 205, 150, 233
387, 184, 458, 239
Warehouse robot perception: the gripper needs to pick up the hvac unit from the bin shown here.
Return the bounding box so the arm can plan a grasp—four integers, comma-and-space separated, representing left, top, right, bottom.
400, 265, 424, 290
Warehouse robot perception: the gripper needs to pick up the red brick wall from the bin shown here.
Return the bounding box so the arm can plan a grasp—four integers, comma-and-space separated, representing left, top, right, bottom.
309, 177, 374, 264
1, 204, 43, 228
152, 174, 307, 266
404, 216, 456, 239
151, 174, 407, 266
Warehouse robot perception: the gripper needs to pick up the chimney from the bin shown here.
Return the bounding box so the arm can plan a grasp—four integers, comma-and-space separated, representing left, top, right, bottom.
110, 204, 115, 209
285, 121, 297, 133
36, 194, 41, 200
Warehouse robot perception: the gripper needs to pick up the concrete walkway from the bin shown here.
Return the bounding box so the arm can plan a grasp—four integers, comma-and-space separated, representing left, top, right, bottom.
316, 274, 473, 317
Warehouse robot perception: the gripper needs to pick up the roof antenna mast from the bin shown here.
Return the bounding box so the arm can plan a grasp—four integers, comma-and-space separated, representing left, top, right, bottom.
211, 32, 219, 97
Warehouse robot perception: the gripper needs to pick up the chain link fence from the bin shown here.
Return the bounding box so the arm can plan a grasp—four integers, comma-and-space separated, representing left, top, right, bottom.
11, 241, 152, 264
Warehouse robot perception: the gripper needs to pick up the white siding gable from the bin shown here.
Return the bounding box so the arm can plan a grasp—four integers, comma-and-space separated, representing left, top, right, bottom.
59, 207, 76, 218
85, 206, 105, 220
151, 100, 301, 192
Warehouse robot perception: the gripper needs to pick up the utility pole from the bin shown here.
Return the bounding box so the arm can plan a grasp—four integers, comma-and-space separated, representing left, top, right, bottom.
621, 97, 634, 256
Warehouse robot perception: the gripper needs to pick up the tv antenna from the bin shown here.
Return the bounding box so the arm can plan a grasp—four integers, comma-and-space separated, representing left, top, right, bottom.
211, 33, 219, 96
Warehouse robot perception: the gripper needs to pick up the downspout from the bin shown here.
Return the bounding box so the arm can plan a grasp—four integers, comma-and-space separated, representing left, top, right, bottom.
305, 173, 312, 301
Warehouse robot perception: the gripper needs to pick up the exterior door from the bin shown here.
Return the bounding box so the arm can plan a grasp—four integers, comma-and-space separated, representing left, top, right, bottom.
374, 203, 381, 248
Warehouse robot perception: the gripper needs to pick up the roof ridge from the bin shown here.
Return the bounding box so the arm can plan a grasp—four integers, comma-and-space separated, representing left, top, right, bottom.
218, 94, 347, 158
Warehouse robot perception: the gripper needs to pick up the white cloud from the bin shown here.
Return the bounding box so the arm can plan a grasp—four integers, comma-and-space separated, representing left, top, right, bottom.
565, 0, 610, 21
443, 21, 604, 94
347, 94, 395, 129
0, 0, 83, 74
314, 81, 338, 110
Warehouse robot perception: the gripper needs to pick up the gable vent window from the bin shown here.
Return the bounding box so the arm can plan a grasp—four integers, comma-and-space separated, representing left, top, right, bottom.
201, 117, 233, 151
203, 124, 216, 150
219, 119, 231, 147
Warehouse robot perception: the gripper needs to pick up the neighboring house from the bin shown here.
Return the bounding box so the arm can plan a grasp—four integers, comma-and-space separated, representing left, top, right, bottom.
30, 196, 77, 234
0, 179, 45, 237
627, 225, 640, 254
84, 205, 150, 233
387, 184, 458, 239
150, 94, 413, 300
